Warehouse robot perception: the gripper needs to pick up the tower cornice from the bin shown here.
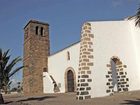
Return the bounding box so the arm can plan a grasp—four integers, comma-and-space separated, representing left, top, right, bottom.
24, 20, 49, 29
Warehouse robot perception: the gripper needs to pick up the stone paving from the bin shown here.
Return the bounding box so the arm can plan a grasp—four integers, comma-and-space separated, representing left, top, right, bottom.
2, 90, 140, 105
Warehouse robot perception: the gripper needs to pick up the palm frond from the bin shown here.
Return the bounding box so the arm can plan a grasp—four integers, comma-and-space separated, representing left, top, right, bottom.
9, 66, 23, 78
0, 48, 2, 60
1, 55, 10, 71
128, 15, 136, 20
3, 49, 10, 59
0, 48, 23, 92
129, 6, 140, 27
135, 18, 140, 27
135, 10, 140, 27
8, 81, 12, 86
5, 56, 22, 73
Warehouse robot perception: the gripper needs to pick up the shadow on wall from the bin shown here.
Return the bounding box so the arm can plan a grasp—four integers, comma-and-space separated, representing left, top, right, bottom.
121, 99, 140, 105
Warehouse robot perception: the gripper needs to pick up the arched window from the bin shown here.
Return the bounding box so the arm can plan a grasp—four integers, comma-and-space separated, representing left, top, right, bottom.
111, 58, 119, 92
40, 27, 44, 36
35, 26, 38, 35
67, 51, 70, 60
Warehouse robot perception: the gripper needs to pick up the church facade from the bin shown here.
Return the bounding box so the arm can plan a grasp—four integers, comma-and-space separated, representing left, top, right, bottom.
23, 19, 140, 100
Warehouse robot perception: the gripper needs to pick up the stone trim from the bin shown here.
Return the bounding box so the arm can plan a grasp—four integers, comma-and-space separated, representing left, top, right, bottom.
77, 22, 94, 100
106, 56, 129, 94
65, 67, 76, 92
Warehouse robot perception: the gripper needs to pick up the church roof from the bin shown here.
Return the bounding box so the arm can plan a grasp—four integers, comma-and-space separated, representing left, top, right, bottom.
49, 41, 80, 56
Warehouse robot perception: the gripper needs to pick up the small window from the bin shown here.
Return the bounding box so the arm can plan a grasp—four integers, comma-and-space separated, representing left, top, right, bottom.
67, 51, 70, 60
40, 27, 43, 36
35, 26, 38, 35
43, 68, 47, 72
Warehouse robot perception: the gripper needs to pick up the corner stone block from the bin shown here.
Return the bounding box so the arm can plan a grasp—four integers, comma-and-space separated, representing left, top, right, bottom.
77, 22, 93, 100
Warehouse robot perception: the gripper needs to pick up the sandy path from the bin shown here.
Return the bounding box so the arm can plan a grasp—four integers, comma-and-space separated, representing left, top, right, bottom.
2, 90, 140, 105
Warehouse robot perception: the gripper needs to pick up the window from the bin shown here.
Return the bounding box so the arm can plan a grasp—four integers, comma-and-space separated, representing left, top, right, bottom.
43, 67, 47, 72
40, 27, 43, 36
35, 26, 38, 35
67, 51, 70, 60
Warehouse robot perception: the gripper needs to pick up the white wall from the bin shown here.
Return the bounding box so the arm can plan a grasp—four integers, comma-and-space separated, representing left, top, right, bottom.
89, 20, 140, 98
129, 19, 140, 75
43, 72, 54, 93
44, 19, 140, 98
47, 42, 80, 93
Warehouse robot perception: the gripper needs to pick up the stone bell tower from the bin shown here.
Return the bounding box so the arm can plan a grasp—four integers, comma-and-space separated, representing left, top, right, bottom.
23, 20, 50, 95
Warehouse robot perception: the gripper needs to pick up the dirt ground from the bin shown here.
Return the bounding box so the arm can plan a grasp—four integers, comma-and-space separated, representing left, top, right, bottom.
2, 90, 140, 105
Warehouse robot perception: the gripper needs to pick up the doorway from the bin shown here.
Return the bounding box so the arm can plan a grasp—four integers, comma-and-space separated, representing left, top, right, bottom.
67, 70, 74, 92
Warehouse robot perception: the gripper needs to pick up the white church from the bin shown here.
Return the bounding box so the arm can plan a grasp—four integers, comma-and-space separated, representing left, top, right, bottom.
23, 18, 140, 100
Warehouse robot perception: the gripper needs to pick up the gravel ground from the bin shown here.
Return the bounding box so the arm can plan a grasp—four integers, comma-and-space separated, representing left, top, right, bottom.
2, 90, 140, 105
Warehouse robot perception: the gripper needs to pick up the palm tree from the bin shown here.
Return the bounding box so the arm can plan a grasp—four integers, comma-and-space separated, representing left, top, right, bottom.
0, 48, 23, 104
129, 6, 140, 27
2, 81, 12, 94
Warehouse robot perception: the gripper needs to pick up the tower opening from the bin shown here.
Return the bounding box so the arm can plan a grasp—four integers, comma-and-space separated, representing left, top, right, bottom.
35, 26, 39, 35
40, 27, 44, 36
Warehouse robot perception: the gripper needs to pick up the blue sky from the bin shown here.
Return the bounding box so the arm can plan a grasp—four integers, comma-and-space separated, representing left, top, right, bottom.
0, 0, 139, 83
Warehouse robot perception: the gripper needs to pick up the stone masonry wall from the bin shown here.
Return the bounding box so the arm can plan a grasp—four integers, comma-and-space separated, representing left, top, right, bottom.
106, 56, 129, 94
77, 22, 94, 100
23, 20, 50, 95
